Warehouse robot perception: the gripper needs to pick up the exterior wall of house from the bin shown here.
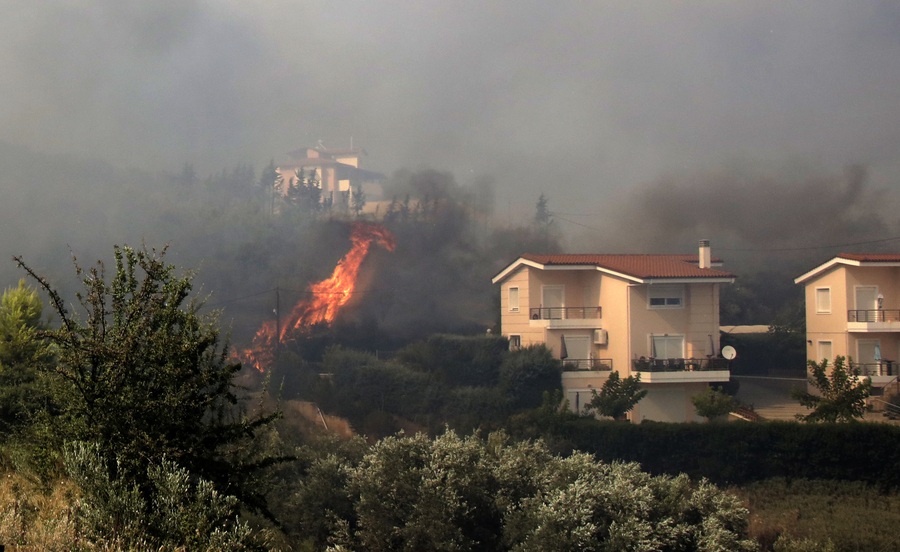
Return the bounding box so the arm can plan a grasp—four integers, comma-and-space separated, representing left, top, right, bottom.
498, 266, 544, 347
597, 275, 631, 372
498, 262, 728, 423
845, 266, 900, 310
632, 382, 707, 423
525, 268, 596, 313
804, 264, 900, 377
804, 266, 850, 363
627, 283, 719, 363
335, 155, 360, 168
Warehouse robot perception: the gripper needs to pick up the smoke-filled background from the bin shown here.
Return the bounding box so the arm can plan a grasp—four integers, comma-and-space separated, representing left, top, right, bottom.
2, 1, 900, 340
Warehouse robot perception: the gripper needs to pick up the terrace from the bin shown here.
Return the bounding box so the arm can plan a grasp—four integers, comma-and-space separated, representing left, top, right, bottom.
847, 310, 900, 332
562, 358, 613, 371
632, 357, 730, 372
529, 307, 603, 329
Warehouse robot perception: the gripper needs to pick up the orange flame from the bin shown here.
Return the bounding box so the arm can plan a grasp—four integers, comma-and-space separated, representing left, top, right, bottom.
235, 222, 396, 371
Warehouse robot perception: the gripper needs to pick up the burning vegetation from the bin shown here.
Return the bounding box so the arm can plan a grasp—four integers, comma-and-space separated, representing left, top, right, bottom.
235, 222, 396, 371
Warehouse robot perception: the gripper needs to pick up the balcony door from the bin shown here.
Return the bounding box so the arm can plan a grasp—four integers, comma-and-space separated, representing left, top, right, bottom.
652, 335, 684, 359
856, 286, 878, 322
542, 285, 565, 319
857, 339, 880, 376
562, 335, 591, 369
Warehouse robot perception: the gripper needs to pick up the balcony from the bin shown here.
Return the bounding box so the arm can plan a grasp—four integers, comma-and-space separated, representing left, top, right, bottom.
562, 358, 613, 371
847, 310, 900, 332
632, 357, 730, 383
529, 307, 602, 329
856, 362, 897, 377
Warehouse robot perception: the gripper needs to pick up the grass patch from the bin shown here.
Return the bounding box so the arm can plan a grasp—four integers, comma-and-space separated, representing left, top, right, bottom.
734, 478, 900, 551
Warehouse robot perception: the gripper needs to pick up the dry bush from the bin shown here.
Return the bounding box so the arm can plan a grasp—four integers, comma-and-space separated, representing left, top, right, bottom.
734, 478, 900, 551
0, 471, 78, 551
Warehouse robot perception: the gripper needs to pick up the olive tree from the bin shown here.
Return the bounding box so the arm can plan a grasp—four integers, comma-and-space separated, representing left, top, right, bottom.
323, 430, 755, 552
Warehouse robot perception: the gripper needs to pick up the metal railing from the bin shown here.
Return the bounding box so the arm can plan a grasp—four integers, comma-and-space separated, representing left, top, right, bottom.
530, 307, 602, 320
562, 358, 613, 371
856, 362, 896, 377
848, 310, 900, 322
632, 357, 730, 372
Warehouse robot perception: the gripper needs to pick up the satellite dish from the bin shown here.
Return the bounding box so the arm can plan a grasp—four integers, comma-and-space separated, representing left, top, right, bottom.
721, 346, 737, 360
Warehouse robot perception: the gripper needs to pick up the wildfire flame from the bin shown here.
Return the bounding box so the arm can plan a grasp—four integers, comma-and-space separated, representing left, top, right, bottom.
235, 222, 396, 372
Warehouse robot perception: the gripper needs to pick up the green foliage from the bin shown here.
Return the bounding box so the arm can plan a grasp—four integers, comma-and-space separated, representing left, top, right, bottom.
324, 431, 754, 552
15, 246, 281, 513
692, 386, 736, 422
65, 441, 255, 551
791, 356, 871, 422
498, 345, 562, 410
396, 333, 509, 387
720, 331, 806, 376
738, 478, 900, 552
587, 370, 648, 420
534, 193, 551, 226
351, 184, 366, 216
773, 535, 836, 552
508, 415, 900, 489
0, 279, 53, 434
285, 168, 322, 214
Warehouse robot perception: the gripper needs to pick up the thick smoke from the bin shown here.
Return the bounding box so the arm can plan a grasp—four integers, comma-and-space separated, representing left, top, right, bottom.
3, 2, 900, 215
589, 163, 893, 257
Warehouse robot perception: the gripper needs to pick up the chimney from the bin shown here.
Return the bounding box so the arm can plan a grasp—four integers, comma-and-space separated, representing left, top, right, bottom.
699, 239, 711, 269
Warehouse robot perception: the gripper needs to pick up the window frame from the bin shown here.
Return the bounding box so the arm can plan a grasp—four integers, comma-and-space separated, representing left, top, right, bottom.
508, 286, 520, 312
509, 335, 521, 350
815, 287, 832, 314
648, 285, 685, 310
817, 340, 833, 363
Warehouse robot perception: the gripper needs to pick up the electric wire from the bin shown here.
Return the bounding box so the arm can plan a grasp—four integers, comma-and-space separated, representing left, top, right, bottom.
548, 211, 900, 253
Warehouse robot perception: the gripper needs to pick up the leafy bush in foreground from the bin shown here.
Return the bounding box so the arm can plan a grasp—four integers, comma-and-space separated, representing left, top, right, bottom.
293, 431, 755, 552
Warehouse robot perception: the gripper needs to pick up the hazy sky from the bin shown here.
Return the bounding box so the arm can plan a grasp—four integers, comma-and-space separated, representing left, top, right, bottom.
2, 1, 900, 221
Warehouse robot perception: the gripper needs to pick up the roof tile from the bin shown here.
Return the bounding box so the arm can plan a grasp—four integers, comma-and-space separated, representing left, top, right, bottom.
520, 253, 735, 279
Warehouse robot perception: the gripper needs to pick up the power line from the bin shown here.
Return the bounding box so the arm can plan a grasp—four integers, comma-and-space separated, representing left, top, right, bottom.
549, 212, 900, 253
205, 285, 393, 308
718, 235, 900, 252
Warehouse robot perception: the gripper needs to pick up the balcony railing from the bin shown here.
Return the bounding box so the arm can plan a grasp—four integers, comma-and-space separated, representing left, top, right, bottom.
848, 310, 900, 322
530, 307, 602, 320
632, 357, 730, 372
856, 362, 896, 377
562, 358, 613, 371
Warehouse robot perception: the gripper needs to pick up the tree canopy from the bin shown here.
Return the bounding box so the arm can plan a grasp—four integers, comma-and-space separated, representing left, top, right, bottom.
587, 371, 648, 421
691, 385, 736, 422
14, 246, 281, 512
791, 356, 871, 423
0, 279, 52, 434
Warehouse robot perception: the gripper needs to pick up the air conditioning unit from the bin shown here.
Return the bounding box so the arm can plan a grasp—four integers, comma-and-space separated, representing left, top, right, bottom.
594, 329, 608, 345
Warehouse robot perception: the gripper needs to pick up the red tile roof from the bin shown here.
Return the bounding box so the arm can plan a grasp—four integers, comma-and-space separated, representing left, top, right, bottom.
836, 253, 900, 262
520, 253, 735, 279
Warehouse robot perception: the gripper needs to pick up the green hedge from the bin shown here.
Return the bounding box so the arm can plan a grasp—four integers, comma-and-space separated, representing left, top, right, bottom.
512, 415, 900, 488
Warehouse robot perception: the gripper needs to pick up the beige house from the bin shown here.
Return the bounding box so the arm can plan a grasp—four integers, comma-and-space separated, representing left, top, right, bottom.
492, 241, 736, 423
277, 146, 384, 208
794, 254, 900, 388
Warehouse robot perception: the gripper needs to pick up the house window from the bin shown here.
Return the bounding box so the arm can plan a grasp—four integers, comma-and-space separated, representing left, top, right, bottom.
651, 335, 685, 359
815, 288, 831, 314
817, 341, 833, 363
508, 287, 520, 312
649, 285, 685, 309
509, 335, 521, 349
